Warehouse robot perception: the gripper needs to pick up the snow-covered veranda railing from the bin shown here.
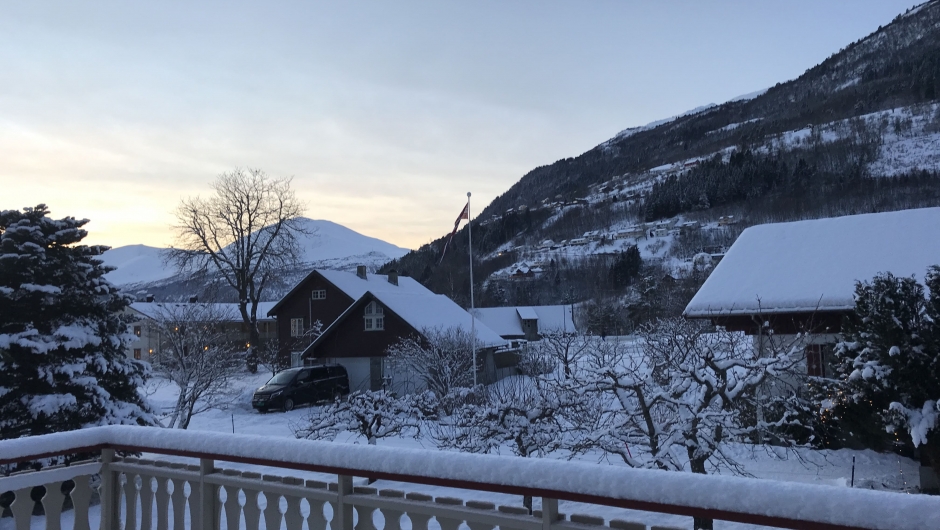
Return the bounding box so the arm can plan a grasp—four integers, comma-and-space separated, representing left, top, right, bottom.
2, 426, 939, 530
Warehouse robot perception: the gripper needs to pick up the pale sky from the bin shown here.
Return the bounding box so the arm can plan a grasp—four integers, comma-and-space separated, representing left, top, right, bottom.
0, 1, 919, 250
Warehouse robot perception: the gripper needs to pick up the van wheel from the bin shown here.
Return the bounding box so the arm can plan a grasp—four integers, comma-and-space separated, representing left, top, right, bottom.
333, 390, 344, 403
283, 398, 295, 412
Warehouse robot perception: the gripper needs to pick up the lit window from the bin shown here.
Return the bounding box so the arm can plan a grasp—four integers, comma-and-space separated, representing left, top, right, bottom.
133, 348, 142, 360
133, 325, 141, 337
364, 302, 384, 331
311, 290, 326, 300
290, 318, 304, 337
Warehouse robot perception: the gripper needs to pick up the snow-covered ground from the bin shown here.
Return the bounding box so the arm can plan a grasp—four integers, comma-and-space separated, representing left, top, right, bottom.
118, 373, 924, 530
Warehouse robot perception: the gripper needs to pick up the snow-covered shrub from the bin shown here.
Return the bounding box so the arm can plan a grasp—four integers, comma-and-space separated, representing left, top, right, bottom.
292, 389, 432, 445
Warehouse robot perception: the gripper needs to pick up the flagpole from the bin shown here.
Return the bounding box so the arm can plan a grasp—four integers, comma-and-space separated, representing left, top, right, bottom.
467, 191, 476, 387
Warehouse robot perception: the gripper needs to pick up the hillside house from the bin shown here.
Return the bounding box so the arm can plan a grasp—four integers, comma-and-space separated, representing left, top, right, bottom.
265, 266, 430, 365
125, 301, 277, 360
683, 208, 940, 378
302, 291, 507, 393
473, 305, 576, 342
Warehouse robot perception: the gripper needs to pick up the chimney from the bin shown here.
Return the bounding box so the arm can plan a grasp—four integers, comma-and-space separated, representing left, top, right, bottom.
189, 295, 198, 303
356, 265, 367, 280
146, 294, 154, 303
387, 269, 399, 286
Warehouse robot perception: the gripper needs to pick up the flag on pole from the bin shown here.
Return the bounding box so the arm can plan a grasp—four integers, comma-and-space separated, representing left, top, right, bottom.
439, 201, 469, 264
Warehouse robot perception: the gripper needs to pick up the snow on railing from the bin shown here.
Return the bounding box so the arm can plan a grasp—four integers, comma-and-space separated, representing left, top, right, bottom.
1, 425, 939, 530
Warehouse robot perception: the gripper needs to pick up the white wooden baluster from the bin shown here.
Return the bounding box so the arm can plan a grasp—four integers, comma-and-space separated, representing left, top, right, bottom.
154, 477, 170, 530
170, 478, 187, 530
262, 490, 283, 530
377, 491, 405, 530
222, 484, 242, 530
123, 473, 139, 530
464, 502, 496, 530
304, 481, 329, 530
352, 488, 377, 530
306, 498, 328, 530
403, 494, 433, 530
42, 481, 66, 530
434, 498, 463, 530
282, 478, 304, 530
240, 487, 261, 530
10, 487, 34, 530
354, 505, 375, 530
139, 475, 155, 530
71, 475, 94, 530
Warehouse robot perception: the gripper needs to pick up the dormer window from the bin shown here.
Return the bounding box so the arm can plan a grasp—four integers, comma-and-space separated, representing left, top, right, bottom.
364, 301, 384, 331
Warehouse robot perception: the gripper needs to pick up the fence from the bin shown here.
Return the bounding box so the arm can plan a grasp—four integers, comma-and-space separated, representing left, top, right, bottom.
2, 426, 939, 530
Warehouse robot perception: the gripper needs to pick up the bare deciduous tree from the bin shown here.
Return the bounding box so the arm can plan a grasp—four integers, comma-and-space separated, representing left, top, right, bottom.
385, 326, 478, 397
169, 168, 307, 370
146, 303, 246, 429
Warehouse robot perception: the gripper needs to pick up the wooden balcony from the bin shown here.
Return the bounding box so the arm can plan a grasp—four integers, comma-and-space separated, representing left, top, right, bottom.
2, 426, 938, 530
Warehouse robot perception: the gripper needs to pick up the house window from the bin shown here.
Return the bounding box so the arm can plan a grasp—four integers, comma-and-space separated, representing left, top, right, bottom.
290, 318, 304, 337
806, 344, 832, 377
133, 325, 141, 337
311, 290, 326, 300
133, 348, 142, 360
364, 301, 384, 331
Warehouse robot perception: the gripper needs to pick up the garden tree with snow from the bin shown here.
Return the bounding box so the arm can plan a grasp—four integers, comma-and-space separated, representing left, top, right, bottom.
292, 390, 435, 446
0, 205, 154, 441
146, 303, 246, 429
432, 372, 583, 512
562, 321, 807, 530
528, 329, 589, 378
385, 326, 478, 398
169, 168, 307, 372
832, 268, 940, 482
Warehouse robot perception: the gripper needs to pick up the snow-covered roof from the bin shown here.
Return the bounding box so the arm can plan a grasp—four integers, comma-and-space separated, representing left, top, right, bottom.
473, 305, 576, 337
375, 292, 507, 347
268, 269, 431, 316
684, 208, 940, 317
129, 302, 278, 321
316, 269, 429, 298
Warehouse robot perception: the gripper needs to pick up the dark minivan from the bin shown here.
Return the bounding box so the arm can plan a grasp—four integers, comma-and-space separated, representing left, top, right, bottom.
251, 364, 350, 412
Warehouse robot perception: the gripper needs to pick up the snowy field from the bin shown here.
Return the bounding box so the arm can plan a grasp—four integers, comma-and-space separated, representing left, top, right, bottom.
113, 373, 922, 530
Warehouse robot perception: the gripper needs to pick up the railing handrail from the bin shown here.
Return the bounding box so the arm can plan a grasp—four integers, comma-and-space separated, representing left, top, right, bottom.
2, 425, 938, 530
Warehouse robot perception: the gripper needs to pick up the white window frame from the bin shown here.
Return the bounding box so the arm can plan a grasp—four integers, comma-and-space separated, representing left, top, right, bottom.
311, 289, 326, 300
290, 318, 304, 337
364, 302, 384, 331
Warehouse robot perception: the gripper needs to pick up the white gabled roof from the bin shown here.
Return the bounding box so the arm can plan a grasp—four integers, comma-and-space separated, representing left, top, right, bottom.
473, 305, 576, 337
316, 269, 430, 299
129, 301, 278, 321
684, 208, 940, 317
372, 292, 507, 347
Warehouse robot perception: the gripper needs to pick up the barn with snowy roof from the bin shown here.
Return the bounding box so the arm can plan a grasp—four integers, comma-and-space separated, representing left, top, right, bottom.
683, 207, 940, 377
473, 305, 576, 342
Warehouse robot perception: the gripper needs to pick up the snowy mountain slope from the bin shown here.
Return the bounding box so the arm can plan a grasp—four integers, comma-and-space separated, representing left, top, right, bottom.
100, 218, 410, 287
98, 244, 175, 286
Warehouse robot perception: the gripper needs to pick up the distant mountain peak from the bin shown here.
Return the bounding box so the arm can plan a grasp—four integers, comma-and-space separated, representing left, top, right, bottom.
99, 218, 410, 286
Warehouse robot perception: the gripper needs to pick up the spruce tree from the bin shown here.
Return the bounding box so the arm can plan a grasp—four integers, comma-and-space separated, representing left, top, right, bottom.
833, 268, 940, 478
0, 205, 154, 440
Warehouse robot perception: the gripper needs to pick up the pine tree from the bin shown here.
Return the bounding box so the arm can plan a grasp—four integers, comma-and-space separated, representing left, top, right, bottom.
0, 205, 154, 440
833, 268, 940, 479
